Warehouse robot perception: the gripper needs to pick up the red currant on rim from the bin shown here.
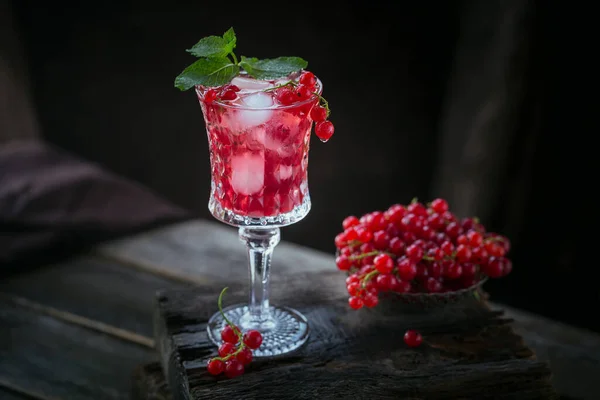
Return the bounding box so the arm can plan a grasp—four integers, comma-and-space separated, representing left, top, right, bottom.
348, 296, 364, 310
299, 71, 317, 87
275, 87, 296, 105
243, 330, 263, 350
224, 359, 245, 379
221, 325, 240, 344
374, 254, 394, 274
295, 84, 313, 100
236, 347, 253, 366
310, 105, 328, 122
315, 120, 335, 141
218, 342, 236, 358
404, 329, 423, 347
430, 198, 449, 214
207, 358, 225, 376
342, 215, 360, 230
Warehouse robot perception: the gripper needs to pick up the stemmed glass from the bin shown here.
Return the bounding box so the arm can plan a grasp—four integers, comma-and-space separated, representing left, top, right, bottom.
196, 78, 321, 357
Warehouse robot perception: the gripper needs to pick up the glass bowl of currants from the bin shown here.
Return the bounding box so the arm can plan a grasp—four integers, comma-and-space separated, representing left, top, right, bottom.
334, 198, 512, 310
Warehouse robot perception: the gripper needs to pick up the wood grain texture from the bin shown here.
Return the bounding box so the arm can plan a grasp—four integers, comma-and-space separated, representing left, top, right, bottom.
153, 277, 558, 400
0, 256, 190, 338
0, 294, 157, 400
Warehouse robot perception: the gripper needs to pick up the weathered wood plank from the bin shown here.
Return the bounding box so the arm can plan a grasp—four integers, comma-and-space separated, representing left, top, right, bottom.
0, 386, 40, 400
97, 220, 335, 284
154, 280, 558, 400
0, 256, 189, 338
0, 294, 157, 400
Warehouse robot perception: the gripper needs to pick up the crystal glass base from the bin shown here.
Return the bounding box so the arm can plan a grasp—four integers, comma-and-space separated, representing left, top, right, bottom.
209, 194, 311, 228
207, 304, 310, 358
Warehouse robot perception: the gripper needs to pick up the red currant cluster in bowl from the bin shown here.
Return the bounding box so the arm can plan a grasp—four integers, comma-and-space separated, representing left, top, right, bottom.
335, 198, 512, 310
207, 288, 263, 378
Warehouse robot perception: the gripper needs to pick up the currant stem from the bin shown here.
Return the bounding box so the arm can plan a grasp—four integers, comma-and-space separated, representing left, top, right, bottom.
361, 270, 379, 287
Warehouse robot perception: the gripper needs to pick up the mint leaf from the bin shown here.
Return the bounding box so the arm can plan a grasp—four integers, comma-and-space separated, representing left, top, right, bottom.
174, 57, 240, 90
186, 27, 236, 58
239, 56, 308, 79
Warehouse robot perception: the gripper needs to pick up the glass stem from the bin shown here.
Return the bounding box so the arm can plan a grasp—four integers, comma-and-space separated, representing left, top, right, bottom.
239, 227, 280, 325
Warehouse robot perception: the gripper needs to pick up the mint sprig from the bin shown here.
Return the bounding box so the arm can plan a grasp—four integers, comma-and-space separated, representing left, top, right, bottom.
174, 28, 308, 91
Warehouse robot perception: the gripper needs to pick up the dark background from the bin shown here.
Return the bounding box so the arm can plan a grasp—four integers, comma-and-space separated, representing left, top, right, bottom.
9, 1, 598, 332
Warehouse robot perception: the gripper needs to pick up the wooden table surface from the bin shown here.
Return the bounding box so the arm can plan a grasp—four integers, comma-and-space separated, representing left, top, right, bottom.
1, 219, 600, 400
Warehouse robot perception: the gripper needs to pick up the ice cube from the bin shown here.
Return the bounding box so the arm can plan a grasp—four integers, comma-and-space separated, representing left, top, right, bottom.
237, 92, 274, 128
231, 152, 265, 195
231, 76, 274, 91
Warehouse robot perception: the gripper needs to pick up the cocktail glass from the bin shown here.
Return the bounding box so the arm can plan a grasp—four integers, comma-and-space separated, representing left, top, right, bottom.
196, 76, 321, 357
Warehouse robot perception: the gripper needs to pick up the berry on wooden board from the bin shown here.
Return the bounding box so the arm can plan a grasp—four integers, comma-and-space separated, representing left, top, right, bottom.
336, 198, 513, 310
206, 287, 263, 378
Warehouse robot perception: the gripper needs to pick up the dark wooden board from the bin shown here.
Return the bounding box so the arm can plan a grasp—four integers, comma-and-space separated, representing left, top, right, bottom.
153, 276, 558, 400
0, 255, 190, 339
0, 294, 157, 400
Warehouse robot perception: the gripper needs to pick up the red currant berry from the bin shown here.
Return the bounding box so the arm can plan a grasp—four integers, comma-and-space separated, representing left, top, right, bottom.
357, 228, 373, 243
457, 234, 468, 245
363, 293, 379, 308
430, 198, 449, 214
461, 217, 476, 231
361, 254, 375, 266
466, 230, 483, 247
204, 89, 218, 104
360, 242, 375, 253
275, 87, 296, 105
218, 342, 236, 358
340, 246, 353, 257
243, 330, 263, 350
224, 359, 245, 379
367, 212, 387, 232
346, 274, 360, 285
445, 222, 462, 239
455, 245, 472, 263
415, 263, 429, 281
386, 223, 400, 237
404, 329, 423, 347
461, 262, 477, 278
444, 262, 463, 279
485, 257, 504, 278
405, 243, 424, 262
470, 246, 489, 264
375, 273, 393, 291
440, 240, 454, 255
419, 225, 435, 240
435, 232, 450, 244
299, 71, 317, 87
407, 202, 428, 217
374, 254, 394, 274
295, 84, 312, 100
359, 264, 374, 276
387, 204, 407, 225
402, 231, 417, 244
315, 120, 334, 141
502, 258, 513, 276
342, 215, 359, 230
236, 347, 253, 366
363, 279, 379, 295
427, 213, 445, 230
425, 277, 443, 293
221, 325, 240, 344
427, 262, 443, 278
336, 255, 353, 271
485, 241, 506, 257
310, 105, 328, 122
373, 230, 390, 250
394, 280, 412, 293
427, 247, 444, 261
347, 282, 362, 296
397, 257, 417, 281
498, 236, 511, 253
207, 358, 225, 376
334, 232, 347, 249
221, 89, 237, 101
344, 227, 358, 241
348, 296, 364, 310
389, 237, 406, 256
